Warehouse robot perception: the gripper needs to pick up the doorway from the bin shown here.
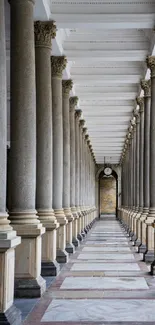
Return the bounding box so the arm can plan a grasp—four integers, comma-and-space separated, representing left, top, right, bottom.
99, 170, 118, 217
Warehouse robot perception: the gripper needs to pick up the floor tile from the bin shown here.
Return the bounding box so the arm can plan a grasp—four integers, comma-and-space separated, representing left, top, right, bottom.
77, 253, 134, 260
41, 299, 155, 322
60, 276, 149, 290
71, 262, 140, 271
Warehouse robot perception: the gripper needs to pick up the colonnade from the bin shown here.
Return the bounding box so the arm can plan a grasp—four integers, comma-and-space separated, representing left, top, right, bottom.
0, 0, 96, 323
118, 56, 155, 274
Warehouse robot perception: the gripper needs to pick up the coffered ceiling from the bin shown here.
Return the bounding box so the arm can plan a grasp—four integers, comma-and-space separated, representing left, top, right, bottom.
6, 0, 155, 164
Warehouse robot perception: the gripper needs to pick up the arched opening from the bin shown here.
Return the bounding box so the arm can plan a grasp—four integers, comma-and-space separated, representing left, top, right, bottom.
98, 169, 118, 218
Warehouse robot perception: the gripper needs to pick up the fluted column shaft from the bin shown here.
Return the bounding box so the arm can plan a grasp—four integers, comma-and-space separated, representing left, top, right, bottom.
9, 0, 45, 298
51, 56, 68, 263
0, 1, 21, 319
34, 21, 59, 276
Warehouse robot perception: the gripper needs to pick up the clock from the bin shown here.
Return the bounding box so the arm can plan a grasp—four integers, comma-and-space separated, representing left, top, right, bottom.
104, 167, 112, 176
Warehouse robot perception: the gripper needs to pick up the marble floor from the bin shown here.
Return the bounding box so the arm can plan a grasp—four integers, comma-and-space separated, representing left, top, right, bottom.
23, 216, 155, 325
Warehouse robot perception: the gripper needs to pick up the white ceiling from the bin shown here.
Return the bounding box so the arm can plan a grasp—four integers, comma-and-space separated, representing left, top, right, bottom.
6, 0, 155, 164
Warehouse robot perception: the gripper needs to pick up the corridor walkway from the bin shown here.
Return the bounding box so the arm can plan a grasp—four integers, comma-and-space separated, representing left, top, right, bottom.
24, 216, 155, 324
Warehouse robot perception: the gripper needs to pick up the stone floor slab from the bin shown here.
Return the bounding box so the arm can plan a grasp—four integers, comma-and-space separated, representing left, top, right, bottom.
77, 253, 134, 260
71, 262, 140, 271
82, 247, 131, 252
41, 299, 155, 322
60, 276, 149, 290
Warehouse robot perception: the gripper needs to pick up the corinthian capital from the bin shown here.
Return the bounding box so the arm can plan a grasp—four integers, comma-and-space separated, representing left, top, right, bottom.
62, 80, 73, 95
34, 21, 56, 48
75, 109, 82, 119
83, 127, 87, 136
69, 96, 79, 109
79, 119, 85, 128
141, 79, 151, 97
146, 56, 155, 78
133, 107, 140, 124
51, 56, 67, 77
136, 97, 144, 113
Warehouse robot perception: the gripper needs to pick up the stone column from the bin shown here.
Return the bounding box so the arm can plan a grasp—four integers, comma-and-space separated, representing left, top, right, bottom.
75, 109, 83, 241
79, 119, 86, 237
131, 109, 140, 241
0, 1, 21, 323
9, 0, 46, 298
139, 80, 151, 254
145, 57, 155, 267
135, 97, 144, 246
82, 127, 88, 231
34, 21, 59, 276
69, 96, 79, 247
51, 56, 68, 263
130, 118, 136, 236
62, 80, 75, 254
128, 125, 134, 232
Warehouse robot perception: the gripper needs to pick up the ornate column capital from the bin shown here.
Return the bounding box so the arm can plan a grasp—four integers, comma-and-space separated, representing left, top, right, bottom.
133, 107, 140, 124
51, 56, 67, 77
34, 21, 56, 48
141, 79, 151, 97
136, 97, 144, 113
79, 119, 85, 128
75, 109, 82, 120
146, 56, 155, 78
83, 127, 87, 136
69, 96, 79, 109
62, 79, 73, 96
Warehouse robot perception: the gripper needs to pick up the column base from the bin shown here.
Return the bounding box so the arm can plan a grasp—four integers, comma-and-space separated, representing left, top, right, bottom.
143, 250, 154, 263
41, 260, 60, 276
0, 305, 22, 325
135, 239, 141, 247
65, 243, 75, 254
77, 233, 83, 241
72, 236, 79, 247
138, 244, 147, 254
56, 249, 68, 263
131, 233, 137, 242
150, 260, 155, 275
14, 275, 46, 298
81, 230, 86, 238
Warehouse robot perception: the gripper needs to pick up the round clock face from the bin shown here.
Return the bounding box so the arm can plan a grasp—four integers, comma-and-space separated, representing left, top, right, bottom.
104, 167, 112, 176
